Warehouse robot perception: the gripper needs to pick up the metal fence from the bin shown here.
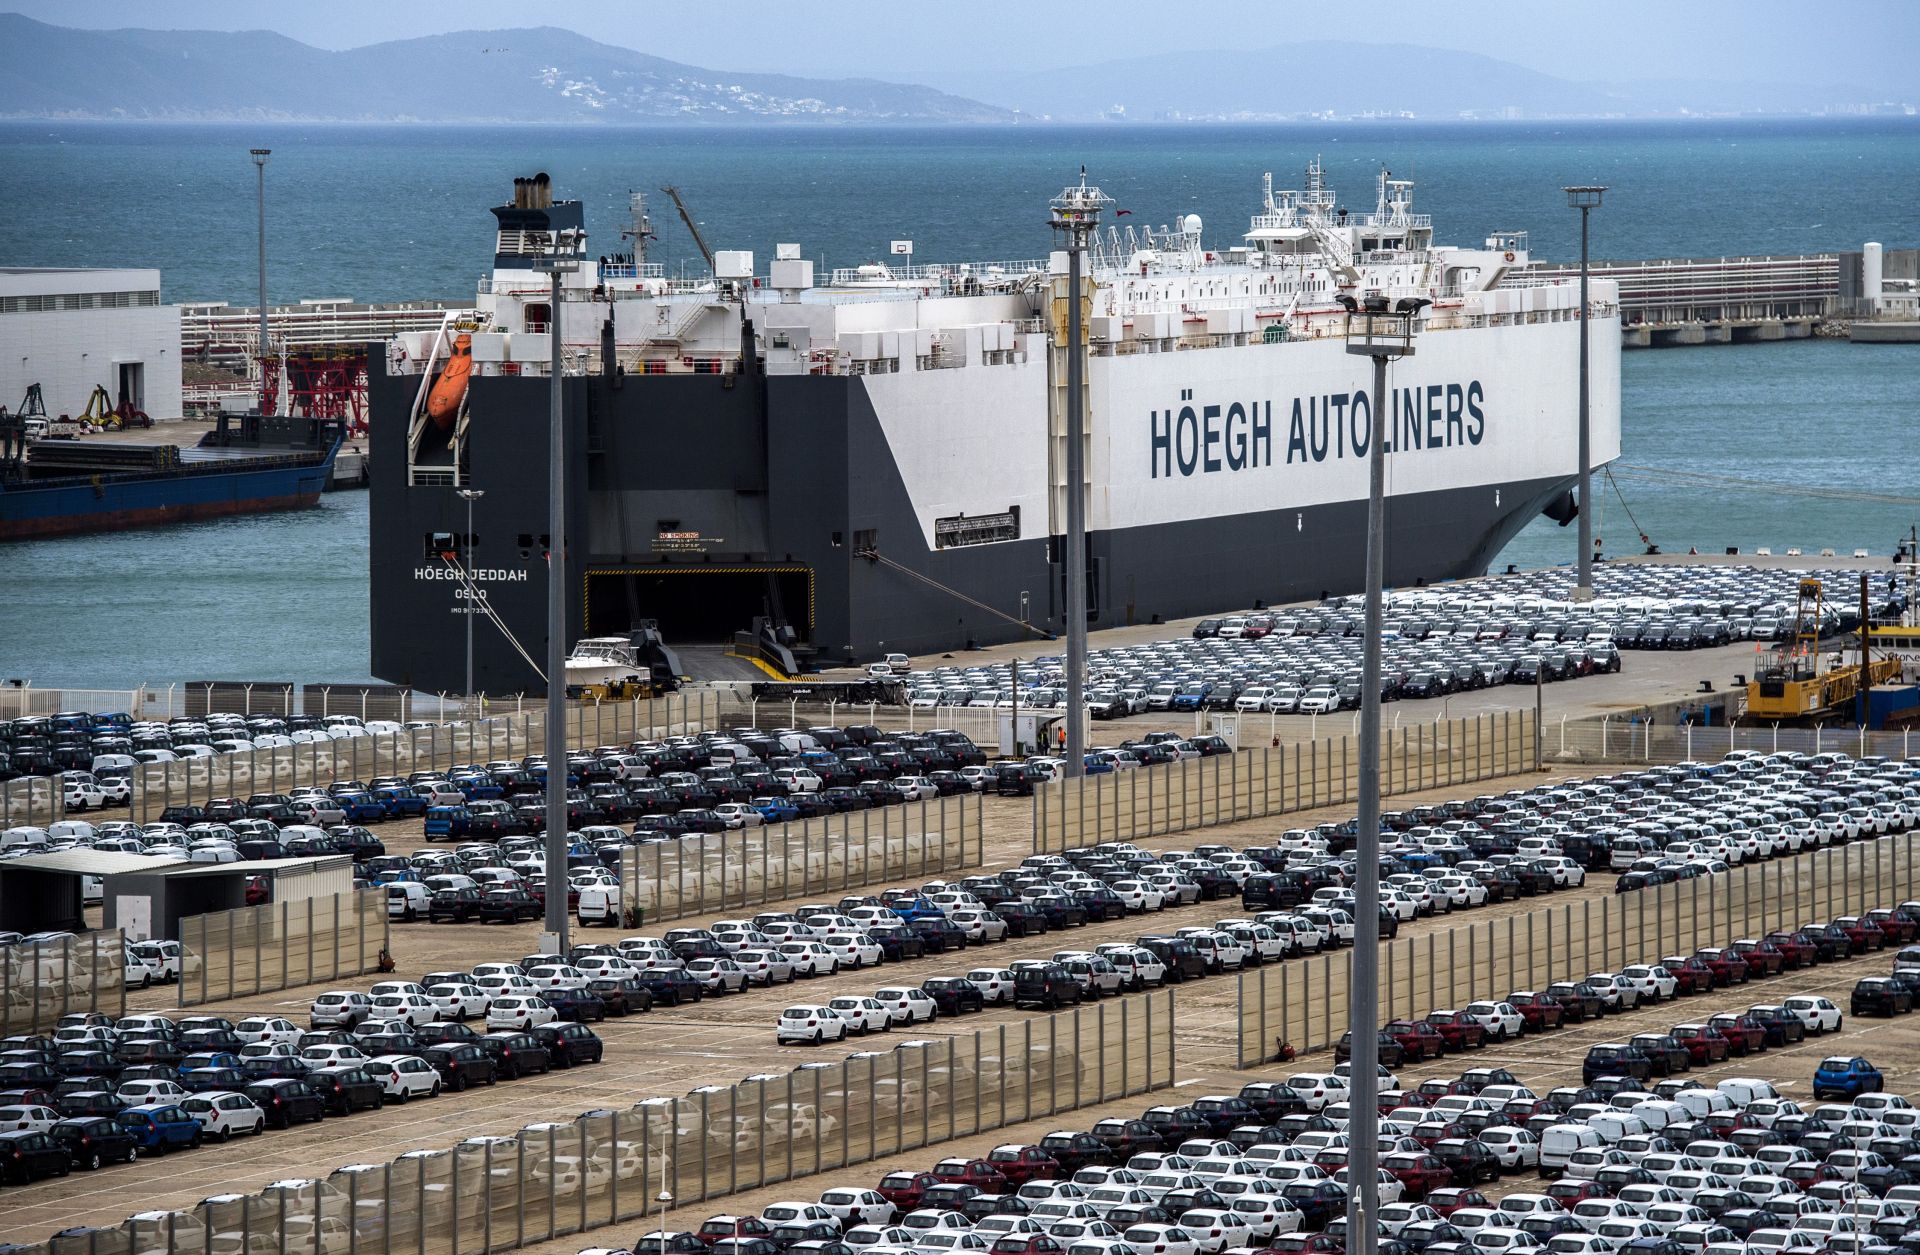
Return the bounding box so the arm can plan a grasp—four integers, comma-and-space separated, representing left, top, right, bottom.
619, 793, 984, 926
17, 991, 1176, 1255
1234, 828, 1920, 1065
176, 890, 388, 1008
0, 930, 126, 1035
1552, 716, 1920, 767
1034, 712, 1535, 852
1, 774, 64, 829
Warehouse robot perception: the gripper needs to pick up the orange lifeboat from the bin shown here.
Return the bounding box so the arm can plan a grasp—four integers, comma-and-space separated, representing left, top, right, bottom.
426, 333, 473, 430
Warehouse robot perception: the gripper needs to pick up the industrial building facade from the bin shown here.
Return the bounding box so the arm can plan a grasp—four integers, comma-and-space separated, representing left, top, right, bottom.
0, 267, 183, 421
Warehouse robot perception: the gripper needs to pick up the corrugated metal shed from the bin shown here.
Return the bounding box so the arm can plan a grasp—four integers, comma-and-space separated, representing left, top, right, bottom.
0, 851, 188, 934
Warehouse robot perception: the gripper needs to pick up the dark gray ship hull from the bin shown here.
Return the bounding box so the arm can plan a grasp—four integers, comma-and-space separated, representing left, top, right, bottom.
367, 354, 1571, 695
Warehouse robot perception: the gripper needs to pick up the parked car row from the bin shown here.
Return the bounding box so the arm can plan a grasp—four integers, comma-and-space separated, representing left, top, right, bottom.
0, 1006, 606, 1186
569, 985, 1901, 1255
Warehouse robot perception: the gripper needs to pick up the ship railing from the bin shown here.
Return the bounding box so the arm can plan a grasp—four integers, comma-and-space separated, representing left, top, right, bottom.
823, 258, 1053, 287
597, 262, 667, 280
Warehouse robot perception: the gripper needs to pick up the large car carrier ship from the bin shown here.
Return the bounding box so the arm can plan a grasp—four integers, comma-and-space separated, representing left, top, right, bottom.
368, 166, 1621, 695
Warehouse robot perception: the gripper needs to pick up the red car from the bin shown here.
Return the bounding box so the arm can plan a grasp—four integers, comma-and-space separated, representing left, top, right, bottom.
1383, 1020, 1434, 1061
1378, 1089, 1427, 1115
1409, 1119, 1468, 1150
931, 1157, 1010, 1191
1544, 1180, 1608, 1211
1707, 1012, 1769, 1055
875, 1170, 941, 1210
1427, 1187, 1493, 1217
1401, 1019, 1452, 1058
697, 1218, 773, 1247
1763, 929, 1818, 968
984, 1144, 1061, 1187
1383, 1150, 1454, 1199
1693, 948, 1751, 985
1728, 938, 1786, 977
1834, 916, 1889, 952
1867, 908, 1920, 944
1423, 1010, 1486, 1052
989, 1238, 1066, 1255
1663, 955, 1718, 993
1415, 1078, 1473, 1101
1506, 992, 1566, 1032
1672, 1022, 1733, 1065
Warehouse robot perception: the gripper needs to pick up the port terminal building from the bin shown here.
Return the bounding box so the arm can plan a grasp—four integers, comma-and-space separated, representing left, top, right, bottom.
0, 267, 182, 421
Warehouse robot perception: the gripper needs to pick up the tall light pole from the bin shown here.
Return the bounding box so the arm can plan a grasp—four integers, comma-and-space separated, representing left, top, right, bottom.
1564, 186, 1605, 601
457, 488, 485, 718
1341, 291, 1425, 1255
250, 148, 271, 412
533, 227, 581, 950
1048, 170, 1110, 779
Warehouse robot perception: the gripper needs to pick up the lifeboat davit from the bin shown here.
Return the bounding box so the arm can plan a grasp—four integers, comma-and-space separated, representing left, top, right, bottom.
426, 333, 473, 430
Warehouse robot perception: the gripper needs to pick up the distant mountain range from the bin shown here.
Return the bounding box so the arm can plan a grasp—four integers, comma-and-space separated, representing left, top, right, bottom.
0, 16, 1904, 124
919, 41, 1904, 121
0, 16, 1015, 123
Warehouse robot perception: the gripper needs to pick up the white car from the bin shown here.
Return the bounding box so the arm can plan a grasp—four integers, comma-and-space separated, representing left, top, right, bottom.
235, 1016, 303, 1048
893, 777, 940, 802
1479, 1128, 1540, 1170
712, 803, 764, 828
527, 964, 590, 993
309, 991, 373, 1027
948, 911, 1009, 943
181, 1092, 267, 1140
819, 933, 885, 969
778, 1005, 850, 1045
1783, 994, 1844, 1034
873, 987, 941, 1024
368, 993, 439, 1027
1619, 964, 1679, 1001
1283, 1073, 1349, 1112
0, 1104, 60, 1133
487, 996, 558, 1030
966, 969, 1017, 1004
299, 1043, 371, 1066
130, 939, 183, 982
1464, 1000, 1527, 1041
827, 996, 895, 1035
1119, 1223, 1198, 1255
370, 1054, 444, 1101
115, 1080, 188, 1106
428, 983, 492, 1020
778, 941, 840, 977
818, 1189, 899, 1227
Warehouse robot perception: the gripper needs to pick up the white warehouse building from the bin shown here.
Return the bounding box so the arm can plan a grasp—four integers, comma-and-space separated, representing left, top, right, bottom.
0, 267, 183, 422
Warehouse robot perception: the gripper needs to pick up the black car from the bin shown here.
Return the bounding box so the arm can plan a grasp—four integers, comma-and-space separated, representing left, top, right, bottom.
428, 889, 485, 923
630, 1232, 706, 1255
0, 1130, 69, 1183
1137, 937, 1207, 982
420, 1043, 497, 1090
588, 977, 655, 1016
993, 902, 1047, 938
993, 765, 1045, 796
546, 988, 609, 1023
308, 1065, 385, 1114
920, 978, 986, 1016
909, 916, 968, 952
638, 969, 706, 1006
1012, 965, 1084, 1010
477, 1031, 551, 1079
531, 1022, 604, 1068
415, 1021, 482, 1048
479, 889, 541, 923
241, 1055, 312, 1081
1582, 1043, 1655, 1085
50, 1116, 136, 1169
866, 926, 928, 962
56, 1091, 127, 1119
1433, 1137, 1502, 1185
1853, 978, 1915, 1017
1038, 1130, 1112, 1174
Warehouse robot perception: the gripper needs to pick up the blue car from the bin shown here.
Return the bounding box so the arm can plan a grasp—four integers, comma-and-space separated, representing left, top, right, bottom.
423, 805, 473, 840
1169, 683, 1211, 712
752, 797, 800, 824
1081, 754, 1114, 776
375, 786, 426, 818
889, 896, 943, 923
118, 1103, 202, 1154
1814, 1055, 1884, 1099
334, 792, 387, 823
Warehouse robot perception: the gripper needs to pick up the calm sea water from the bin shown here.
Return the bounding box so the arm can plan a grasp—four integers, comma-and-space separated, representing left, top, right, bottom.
3, 119, 1917, 689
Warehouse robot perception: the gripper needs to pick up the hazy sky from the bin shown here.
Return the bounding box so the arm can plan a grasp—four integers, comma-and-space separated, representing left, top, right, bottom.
10, 0, 1918, 90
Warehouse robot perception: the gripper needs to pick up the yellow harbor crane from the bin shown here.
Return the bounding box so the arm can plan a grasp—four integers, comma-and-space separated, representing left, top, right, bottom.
1746, 577, 1903, 721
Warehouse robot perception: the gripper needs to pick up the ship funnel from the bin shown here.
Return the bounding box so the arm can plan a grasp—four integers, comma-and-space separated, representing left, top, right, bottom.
534, 172, 551, 209
513, 177, 527, 209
